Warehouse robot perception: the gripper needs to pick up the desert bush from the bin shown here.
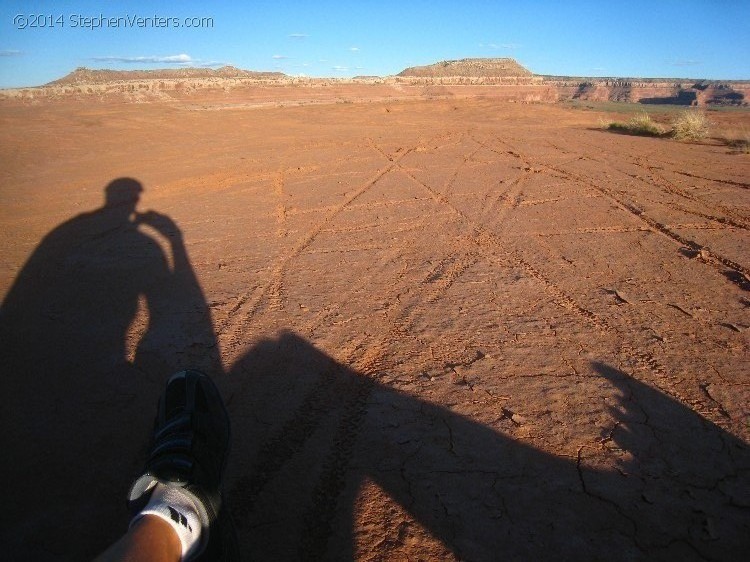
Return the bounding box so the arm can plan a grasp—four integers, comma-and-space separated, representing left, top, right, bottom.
607, 113, 664, 136
719, 125, 750, 154
725, 137, 750, 154
671, 110, 710, 141
629, 113, 664, 135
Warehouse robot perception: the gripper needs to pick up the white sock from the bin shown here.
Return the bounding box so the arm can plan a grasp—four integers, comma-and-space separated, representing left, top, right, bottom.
131, 482, 204, 560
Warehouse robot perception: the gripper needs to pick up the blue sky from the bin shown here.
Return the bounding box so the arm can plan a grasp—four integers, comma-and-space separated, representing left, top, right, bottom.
1, 0, 748, 88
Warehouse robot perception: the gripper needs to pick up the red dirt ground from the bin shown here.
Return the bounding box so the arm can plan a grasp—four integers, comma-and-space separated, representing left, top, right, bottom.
1, 94, 748, 561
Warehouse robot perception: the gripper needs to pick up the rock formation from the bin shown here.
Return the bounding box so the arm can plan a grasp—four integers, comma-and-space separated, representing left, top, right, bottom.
2, 59, 747, 107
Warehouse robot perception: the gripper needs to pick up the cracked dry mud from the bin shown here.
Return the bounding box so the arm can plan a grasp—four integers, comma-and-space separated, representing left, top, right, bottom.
1, 97, 748, 561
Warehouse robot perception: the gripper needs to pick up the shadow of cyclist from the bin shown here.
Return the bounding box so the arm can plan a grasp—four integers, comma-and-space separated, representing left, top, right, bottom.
0, 178, 221, 558
224, 331, 749, 561
2, 179, 748, 561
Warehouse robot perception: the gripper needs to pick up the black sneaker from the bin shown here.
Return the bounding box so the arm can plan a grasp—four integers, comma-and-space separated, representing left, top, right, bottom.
128, 370, 236, 560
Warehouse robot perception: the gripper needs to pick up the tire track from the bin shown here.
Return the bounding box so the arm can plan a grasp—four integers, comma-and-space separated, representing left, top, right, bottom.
442, 136, 484, 200
668, 202, 750, 231
660, 222, 743, 231
414, 132, 531, 226
227, 133, 738, 556
397, 158, 610, 334
292, 136, 474, 345
274, 171, 287, 238
251, 256, 466, 556
226, 138, 521, 555
507, 138, 750, 288
535, 225, 652, 237
398, 144, 705, 420
467, 133, 547, 222
544, 163, 750, 285
217, 146, 417, 359
477, 172, 529, 224
224, 137, 482, 551
672, 169, 750, 190
563, 142, 749, 230
225, 248, 479, 547
406, 136, 729, 418
485, 138, 746, 418
628, 156, 749, 230
298, 373, 372, 561
227, 365, 353, 523
226, 248, 481, 558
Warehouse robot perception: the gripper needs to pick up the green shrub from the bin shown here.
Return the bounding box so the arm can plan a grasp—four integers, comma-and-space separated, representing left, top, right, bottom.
671, 110, 710, 141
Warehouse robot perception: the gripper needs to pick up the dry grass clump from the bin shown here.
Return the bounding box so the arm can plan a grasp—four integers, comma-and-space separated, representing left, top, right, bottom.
607, 113, 664, 136
725, 137, 750, 154
605, 109, 720, 144
719, 125, 750, 154
671, 110, 710, 141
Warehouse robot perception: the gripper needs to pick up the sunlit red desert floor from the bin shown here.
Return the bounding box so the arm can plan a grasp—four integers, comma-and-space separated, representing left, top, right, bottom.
1, 96, 749, 560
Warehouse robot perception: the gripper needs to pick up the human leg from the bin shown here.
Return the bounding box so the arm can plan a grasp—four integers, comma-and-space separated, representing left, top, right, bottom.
96, 370, 232, 561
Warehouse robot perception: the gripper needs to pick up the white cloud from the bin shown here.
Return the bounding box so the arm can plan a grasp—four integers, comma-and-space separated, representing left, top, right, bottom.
196, 61, 228, 68
332, 65, 349, 72
319, 59, 328, 63
671, 59, 702, 67
481, 43, 521, 50
161, 54, 192, 63
349, 47, 360, 52
0, 49, 22, 57
89, 53, 230, 68
92, 53, 194, 64
288, 33, 308, 39
272, 54, 289, 59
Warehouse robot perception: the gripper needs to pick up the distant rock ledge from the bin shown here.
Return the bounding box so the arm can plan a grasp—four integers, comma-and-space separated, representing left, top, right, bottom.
398, 58, 533, 78
47, 65, 286, 85
1, 59, 747, 107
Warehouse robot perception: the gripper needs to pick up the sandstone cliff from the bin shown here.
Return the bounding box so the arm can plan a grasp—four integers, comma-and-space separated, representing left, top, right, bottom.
543, 78, 749, 106
398, 58, 532, 78
48, 65, 286, 85
1, 59, 747, 107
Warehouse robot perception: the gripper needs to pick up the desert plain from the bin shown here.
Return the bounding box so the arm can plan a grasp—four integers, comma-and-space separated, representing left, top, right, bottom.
1, 83, 749, 561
